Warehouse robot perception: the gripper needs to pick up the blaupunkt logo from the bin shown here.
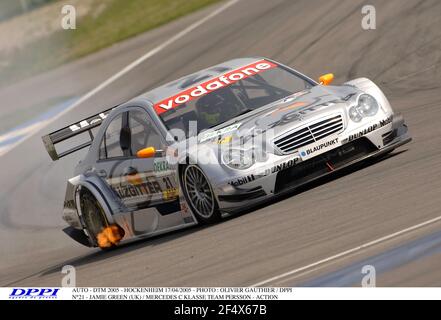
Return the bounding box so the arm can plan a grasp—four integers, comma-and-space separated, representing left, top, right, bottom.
9, 288, 60, 299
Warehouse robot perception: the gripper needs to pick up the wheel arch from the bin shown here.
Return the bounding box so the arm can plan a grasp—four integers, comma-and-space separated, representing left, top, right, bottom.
69, 175, 116, 231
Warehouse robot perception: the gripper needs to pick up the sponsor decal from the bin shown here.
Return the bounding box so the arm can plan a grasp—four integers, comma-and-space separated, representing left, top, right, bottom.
113, 180, 163, 199
154, 60, 278, 115
180, 200, 190, 214
9, 288, 59, 300
267, 102, 308, 116
69, 111, 109, 132
260, 94, 343, 129
162, 188, 179, 201
227, 157, 300, 187
348, 116, 393, 142
179, 200, 194, 221
299, 137, 340, 160
229, 174, 256, 187
217, 135, 233, 144
110, 172, 177, 200
271, 158, 299, 173
199, 123, 242, 143
154, 159, 170, 172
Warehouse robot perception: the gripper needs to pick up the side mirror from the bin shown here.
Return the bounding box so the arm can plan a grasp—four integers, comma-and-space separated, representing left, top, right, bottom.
137, 147, 156, 158
319, 73, 334, 86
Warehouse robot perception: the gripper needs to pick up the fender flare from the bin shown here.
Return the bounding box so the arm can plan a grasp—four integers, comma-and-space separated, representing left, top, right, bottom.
69, 174, 121, 229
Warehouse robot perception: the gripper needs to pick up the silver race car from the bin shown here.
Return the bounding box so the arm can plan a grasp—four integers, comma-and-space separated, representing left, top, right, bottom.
42, 57, 411, 248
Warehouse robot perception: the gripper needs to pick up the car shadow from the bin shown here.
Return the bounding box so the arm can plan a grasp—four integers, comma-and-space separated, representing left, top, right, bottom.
223, 149, 409, 221
32, 225, 202, 279
33, 149, 408, 279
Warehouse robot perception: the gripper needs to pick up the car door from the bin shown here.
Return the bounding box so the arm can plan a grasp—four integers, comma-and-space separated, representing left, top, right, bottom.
128, 108, 180, 207
126, 108, 180, 233
94, 111, 135, 210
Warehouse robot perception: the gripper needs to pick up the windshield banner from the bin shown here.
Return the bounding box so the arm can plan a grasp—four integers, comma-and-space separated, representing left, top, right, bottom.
154, 60, 278, 115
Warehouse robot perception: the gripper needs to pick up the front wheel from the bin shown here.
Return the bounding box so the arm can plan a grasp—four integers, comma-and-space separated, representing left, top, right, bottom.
181, 165, 221, 224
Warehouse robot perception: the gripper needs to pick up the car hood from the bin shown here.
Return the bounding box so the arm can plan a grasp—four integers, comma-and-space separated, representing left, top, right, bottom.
198, 84, 362, 144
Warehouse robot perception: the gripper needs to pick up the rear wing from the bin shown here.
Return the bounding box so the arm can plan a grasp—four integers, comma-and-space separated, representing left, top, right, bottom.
42, 107, 115, 161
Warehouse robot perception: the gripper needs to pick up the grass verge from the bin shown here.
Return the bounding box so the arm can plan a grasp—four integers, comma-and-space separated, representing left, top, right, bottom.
0, 0, 221, 87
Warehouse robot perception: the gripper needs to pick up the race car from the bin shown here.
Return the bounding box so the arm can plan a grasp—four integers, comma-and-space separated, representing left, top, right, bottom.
42, 57, 411, 248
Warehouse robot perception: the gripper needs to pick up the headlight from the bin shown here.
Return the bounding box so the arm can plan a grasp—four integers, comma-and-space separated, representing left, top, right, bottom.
349, 106, 363, 122
358, 94, 379, 116
349, 94, 379, 122
222, 149, 255, 170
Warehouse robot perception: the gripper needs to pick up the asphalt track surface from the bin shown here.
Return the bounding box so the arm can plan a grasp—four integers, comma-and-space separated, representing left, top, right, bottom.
1, 0, 441, 286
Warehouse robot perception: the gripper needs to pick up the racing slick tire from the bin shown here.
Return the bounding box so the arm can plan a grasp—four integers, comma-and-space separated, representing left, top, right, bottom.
180, 164, 221, 224
80, 189, 112, 249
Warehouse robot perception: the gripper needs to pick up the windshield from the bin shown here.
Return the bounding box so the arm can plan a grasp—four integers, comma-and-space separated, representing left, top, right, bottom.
156, 61, 314, 138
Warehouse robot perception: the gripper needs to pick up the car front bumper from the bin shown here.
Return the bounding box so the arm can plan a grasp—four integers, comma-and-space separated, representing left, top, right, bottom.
214, 113, 411, 213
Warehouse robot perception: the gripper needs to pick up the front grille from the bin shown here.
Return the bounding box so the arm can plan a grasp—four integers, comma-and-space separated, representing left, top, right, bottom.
274, 114, 344, 154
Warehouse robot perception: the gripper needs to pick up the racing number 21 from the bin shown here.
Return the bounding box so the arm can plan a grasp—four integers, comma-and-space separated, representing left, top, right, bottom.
163, 177, 174, 189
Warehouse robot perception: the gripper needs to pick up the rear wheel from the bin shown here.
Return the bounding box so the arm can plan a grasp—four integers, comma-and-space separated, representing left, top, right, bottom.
181, 165, 221, 224
80, 190, 109, 248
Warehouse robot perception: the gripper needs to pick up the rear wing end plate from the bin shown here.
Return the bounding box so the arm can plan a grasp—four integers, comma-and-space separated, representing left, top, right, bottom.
42, 107, 115, 161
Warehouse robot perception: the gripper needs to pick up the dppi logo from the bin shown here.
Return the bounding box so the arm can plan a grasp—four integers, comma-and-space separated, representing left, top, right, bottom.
9, 288, 59, 299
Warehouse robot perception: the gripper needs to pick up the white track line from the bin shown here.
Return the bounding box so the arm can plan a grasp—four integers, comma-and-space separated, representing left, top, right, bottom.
1, 0, 240, 157
250, 215, 441, 287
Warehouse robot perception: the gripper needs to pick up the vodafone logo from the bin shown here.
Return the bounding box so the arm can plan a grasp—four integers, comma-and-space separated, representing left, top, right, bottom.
154, 60, 278, 115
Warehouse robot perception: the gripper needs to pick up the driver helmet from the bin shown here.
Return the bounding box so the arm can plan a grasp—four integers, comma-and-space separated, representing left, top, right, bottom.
197, 92, 226, 126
